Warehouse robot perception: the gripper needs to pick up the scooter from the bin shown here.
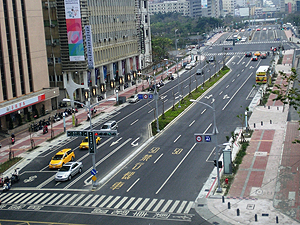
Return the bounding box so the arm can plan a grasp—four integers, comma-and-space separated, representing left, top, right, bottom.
2, 178, 11, 192
43, 125, 48, 134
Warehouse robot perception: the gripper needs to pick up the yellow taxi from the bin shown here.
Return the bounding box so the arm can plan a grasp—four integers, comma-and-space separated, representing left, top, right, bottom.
49, 149, 75, 169
254, 51, 261, 57
79, 137, 101, 149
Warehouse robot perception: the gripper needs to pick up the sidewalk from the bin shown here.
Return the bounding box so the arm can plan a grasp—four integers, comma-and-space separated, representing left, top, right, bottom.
195, 49, 300, 224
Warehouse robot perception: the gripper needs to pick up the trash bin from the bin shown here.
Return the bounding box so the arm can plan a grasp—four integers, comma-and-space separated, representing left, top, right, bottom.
118, 96, 126, 104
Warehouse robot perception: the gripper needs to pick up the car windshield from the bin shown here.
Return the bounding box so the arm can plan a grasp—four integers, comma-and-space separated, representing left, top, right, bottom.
53, 154, 63, 160
129, 95, 135, 98
102, 125, 109, 129
82, 138, 88, 143
59, 166, 71, 172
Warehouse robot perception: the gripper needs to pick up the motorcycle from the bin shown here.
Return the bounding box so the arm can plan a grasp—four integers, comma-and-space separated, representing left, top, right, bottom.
2, 177, 11, 192
43, 125, 48, 134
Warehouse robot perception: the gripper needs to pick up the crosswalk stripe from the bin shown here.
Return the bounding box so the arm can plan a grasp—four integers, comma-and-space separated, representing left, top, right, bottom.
169, 200, 180, 212
121, 197, 135, 209
177, 200, 187, 213
161, 200, 172, 212
14, 193, 31, 204
99, 195, 114, 208
2, 193, 19, 203
47, 193, 64, 205
62, 193, 78, 206
184, 201, 194, 214
7, 193, 25, 204
55, 194, 71, 205
145, 198, 157, 211
27, 193, 44, 204
1, 193, 16, 203
70, 194, 85, 206
137, 198, 149, 211
41, 193, 58, 205
129, 197, 142, 210
153, 199, 165, 212
34, 193, 51, 204
84, 195, 99, 207
106, 196, 121, 208
20, 193, 38, 204
0, 193, 11, 201
78, 194, 93, 206
91, 195, 106, 207
113, 196, 128, 209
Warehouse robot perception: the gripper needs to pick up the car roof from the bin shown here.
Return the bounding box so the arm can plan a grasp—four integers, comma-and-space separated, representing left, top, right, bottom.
56, 148, 72, 154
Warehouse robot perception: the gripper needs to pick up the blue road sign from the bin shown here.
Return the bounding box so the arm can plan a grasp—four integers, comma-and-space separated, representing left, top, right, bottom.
91, 169, 97, 176
138, 94, 143, 99
205, 135, 211, 142
148, 94, 153, 99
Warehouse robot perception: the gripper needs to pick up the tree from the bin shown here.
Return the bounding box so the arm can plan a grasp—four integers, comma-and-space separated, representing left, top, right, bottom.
151, 37, 173, 62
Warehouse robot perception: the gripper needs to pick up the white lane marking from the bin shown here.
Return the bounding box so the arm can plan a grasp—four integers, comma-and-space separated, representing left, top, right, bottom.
219, 91, 223, 96
232, 79, 235, 82
189, 120, 195, 127
237, 74, 240, 77
155, 143, 197, 194
226, 85, 229, 88
222, 72, 253, 110
148, 108, 154, 113
130, 119, 139, 125
174, 135, 181, 143
203, 123, 212, 134
201, 109, 206, 114
126, 178, 140, 192
237, 56, 244, 64
206, 147, 216, 162
154, 153, 163, 164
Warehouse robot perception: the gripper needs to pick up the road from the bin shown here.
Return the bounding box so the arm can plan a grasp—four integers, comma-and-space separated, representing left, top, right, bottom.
1, 25, 298, 224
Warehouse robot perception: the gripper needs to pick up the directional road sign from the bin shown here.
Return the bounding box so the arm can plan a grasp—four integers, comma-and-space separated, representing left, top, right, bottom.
138, 93, 154, 100
194, 133, 213, 143
90, 169, 97, 176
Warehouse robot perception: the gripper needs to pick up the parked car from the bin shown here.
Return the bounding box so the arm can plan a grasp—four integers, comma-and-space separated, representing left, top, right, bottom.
79, 137, 101, 149
196, 69, 203, 75
55, 162, 83, 181
251, 56, 258, 61
128, 94, 139, 103
101, 120, 118, 131
49, 149, 75, 169
190, 61, 196, 67
185, 64, 192, 70
260, 52, 267, 59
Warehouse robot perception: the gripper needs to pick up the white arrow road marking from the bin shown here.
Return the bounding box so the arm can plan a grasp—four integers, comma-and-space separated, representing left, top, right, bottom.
110, 137, 123, 147
205, 94, 213, 99
84, 176, 93, 186
223, 94, 230, 99
131, 137, 140, 147
211, 98, 215, 104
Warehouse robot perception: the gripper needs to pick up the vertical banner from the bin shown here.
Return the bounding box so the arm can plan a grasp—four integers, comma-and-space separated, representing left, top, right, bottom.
95, 68, 99, 85
103, 66, 107, 83
136, 56, 139, 70
85, 25, 94, 69
113, 63, 117, 80
87, 70, 91, 86
122, 60, 126, 76
64, 0, 85, 61
130, 58, 133, 70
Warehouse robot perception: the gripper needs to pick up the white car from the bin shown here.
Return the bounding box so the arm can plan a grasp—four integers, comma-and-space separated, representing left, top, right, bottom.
190, 61, 196, 67
185, 64, 192, 70
128, 94, 139, 103
55, 162, 83, 181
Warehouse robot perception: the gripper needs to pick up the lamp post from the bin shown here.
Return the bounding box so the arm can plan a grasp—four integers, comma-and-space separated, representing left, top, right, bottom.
116, 90, 119, 105
164, 58, 181, 108
190, 98, 223, 193
138, 71, 160, 132
63, 96, 115, 187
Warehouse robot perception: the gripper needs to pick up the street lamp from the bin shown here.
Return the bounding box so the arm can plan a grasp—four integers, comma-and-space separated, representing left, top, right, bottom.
190, 98, 223, 193
63, 96, 115, 187
164, 58, 181, 108
138, 72, 160, 132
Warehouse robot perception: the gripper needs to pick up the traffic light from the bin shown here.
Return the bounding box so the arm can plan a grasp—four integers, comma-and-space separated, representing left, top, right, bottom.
218, 161, 222, 168
88, 131, 95, 154
94, 130, 118, 138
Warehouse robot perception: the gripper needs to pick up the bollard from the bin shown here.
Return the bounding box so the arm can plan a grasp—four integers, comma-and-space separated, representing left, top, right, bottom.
254, 123, 256, 128
270, 120, 272, 124
276, 216, 278, 223
261, 121, 263, 126
277, 107, 279, 110
255, 214, 258, 222
222, 196, 225, 203
268, 106, 270, 109
228, 202, 231, 209
237, 208, 240, 216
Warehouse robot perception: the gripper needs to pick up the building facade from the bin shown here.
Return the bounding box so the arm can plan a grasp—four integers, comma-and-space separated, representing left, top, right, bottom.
149, 0, 190, 16
43, 0, 151, 105
0, 0, 58, 132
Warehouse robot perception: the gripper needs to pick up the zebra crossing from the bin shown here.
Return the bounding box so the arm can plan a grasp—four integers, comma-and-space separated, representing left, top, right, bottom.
0, 191, 194, 220
203, 52, 246, 57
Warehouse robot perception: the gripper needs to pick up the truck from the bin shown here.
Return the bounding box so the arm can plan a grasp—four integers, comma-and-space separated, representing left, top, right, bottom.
256, 66, 269, 84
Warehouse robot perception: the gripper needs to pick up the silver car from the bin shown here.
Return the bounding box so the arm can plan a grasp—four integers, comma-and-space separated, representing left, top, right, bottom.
128, 94, 139, 103
55, 162, 83, 181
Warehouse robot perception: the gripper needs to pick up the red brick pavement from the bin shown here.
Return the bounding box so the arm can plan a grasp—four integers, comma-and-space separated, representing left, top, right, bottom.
228, 130, 275, 198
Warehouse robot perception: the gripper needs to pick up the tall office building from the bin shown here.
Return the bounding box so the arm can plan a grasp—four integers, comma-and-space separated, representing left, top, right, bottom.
45, 0, 152, 104
0, 0, 58, 131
